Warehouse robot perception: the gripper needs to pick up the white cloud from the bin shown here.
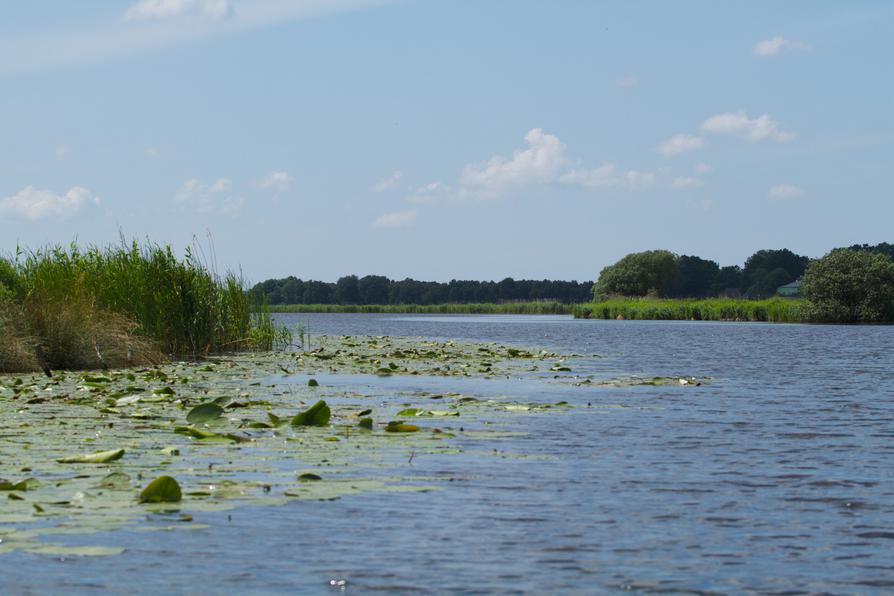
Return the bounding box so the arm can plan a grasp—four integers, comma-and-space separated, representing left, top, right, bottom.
753, 36, 813, 57
616, 75, 638, 88
0, 0, 383, 74
174, 177, 242, 214
373, 209, 417, 228
123, 0, 232, 22
701, 111, 795, 142
767, 183, 805, 201
456, 128, 664, 197
671, 176, 704, 189
0, 186, 99, 220
559, 164, 664, 191
658, 134, 704, 157
259, 171, 293, 194
460, 128, 567, 196
693, 162, 712, 175
686, 198, 714, 211
372, 170, 402, 192
407, 181, 450, 204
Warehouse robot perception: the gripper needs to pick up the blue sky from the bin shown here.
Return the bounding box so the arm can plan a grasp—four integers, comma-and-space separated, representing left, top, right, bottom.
1, 0, 892, 282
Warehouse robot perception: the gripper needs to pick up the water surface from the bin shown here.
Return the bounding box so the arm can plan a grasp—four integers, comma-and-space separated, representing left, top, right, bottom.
4, 314, 893, 593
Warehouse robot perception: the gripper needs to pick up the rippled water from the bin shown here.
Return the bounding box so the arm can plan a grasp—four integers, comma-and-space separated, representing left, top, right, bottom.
4, 314, 894, 593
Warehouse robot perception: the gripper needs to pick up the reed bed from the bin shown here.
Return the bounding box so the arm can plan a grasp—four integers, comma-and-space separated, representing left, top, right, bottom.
0, 242, 284, 373
573, 297, 804, 323
269, 301, 574, 315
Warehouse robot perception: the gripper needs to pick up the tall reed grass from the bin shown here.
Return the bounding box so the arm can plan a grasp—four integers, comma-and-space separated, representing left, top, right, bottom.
573, 297, 804, 323
269, 301, 574, 314
0, 241, 285, 373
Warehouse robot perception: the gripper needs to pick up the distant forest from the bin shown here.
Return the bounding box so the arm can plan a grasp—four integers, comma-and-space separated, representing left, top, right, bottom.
252, 243, 893, 305
252, 276, 592, 305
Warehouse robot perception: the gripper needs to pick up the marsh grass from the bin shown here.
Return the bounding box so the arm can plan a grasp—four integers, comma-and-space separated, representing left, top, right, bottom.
0, 290, 38, 372
573, 297, 804, 323
0, 241, 285, 373
269, 301, 574, 315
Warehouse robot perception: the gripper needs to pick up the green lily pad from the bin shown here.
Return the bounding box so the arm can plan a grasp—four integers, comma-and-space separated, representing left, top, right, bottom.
186, 403, 224, 425
385, 421, 420, 433
307, 378, 319, 387
57, 448, 125, 464
139, 476, 182, 503
291, 400, 331, 427
0, 478, 37, 491
358, 417, 373, 430
298, 473, 322, 481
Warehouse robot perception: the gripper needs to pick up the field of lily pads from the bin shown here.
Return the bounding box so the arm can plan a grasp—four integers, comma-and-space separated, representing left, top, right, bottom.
0, 335, 599, 556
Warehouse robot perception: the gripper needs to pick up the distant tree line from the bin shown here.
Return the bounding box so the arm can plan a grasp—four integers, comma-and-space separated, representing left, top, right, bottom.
252, 276, 593, 305
594, 243, 894, 300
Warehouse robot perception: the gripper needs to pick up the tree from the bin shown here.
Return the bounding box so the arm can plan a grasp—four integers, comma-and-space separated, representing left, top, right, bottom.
742, 249, 809, 298
357, 275, 390, 304
334, 275, 360, 304
802, 249, 894, 323
712, 265, 743, 296
667, 255, 720, 298
594, 250, 678, 298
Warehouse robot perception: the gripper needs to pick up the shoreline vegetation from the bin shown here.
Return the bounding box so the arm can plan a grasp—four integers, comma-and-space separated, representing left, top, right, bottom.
0, 241, 285, 374
268, 301, 574, 314
572, 298, 804, 322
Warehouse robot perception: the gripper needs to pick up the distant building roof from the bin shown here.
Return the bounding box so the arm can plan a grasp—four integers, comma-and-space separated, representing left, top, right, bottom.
779, 280, 803, 289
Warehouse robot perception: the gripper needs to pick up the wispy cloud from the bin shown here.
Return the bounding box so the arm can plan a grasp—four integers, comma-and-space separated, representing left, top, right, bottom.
560, 164, 664, 191
259, 170, 293, 194
753, 36, 812, 57
671, 176, 704, 189
407, 181, 449, 204
767, 183, 805, 201
373, 209, 417, 228
372, 170, 402, 192
123, 0, 233, 23
0, 0, 388, 74
175, 177, 243, 214
0, 186, 100, 220
616, 75, 638, 88
686, 198, 714, 211
701, 111, 795, 142
658, 134, 704, 157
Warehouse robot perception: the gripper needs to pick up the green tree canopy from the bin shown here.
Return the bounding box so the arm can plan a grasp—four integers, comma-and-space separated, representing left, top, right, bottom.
594, 250, 678, 298
803, 249, 894, 323
742, 248, 809, 298
667, 255, 720, 298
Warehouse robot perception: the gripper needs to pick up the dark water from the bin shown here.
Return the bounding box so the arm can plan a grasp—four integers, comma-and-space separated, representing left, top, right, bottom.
5, 314, 894, 594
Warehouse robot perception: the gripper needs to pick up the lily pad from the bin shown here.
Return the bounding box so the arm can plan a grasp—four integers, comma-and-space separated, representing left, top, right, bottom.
385, 421, 420, 433
307, 378, 319, 387
186, 403, 224, 425
358, 417, 373, 430
291, 400, 331, 427
298, 473, 322, 481
57, 448, 125, 464
139, 476, 182, 503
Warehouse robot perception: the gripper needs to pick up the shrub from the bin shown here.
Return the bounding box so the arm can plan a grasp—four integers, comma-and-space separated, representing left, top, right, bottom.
802, 249, 894, 323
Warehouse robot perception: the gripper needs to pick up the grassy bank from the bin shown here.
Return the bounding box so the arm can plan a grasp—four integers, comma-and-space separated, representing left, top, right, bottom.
0, 242, 284, 373
573, 297, 804, 322
269, 301, 574, 315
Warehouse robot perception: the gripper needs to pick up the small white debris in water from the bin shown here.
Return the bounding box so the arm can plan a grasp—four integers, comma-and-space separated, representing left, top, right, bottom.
678, 378, 689, 385
329, 579, 347, 587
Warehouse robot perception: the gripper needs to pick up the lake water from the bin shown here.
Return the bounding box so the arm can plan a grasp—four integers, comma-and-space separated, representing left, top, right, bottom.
4, 314, 894, 593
